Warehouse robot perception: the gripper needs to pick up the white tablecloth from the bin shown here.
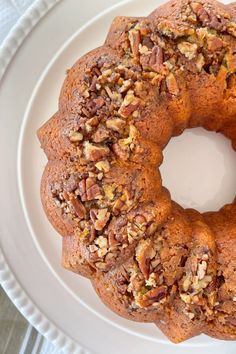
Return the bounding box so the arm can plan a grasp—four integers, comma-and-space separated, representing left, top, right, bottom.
0, 1, 63, 353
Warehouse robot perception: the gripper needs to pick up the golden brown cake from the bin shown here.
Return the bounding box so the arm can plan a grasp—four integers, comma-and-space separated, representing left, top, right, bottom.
38, 0, 236, 343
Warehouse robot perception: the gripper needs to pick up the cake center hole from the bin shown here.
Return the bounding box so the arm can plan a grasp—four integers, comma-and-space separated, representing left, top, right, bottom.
160, 127, 236, 212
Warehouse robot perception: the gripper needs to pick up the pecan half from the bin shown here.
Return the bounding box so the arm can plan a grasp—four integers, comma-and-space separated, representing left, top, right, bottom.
78, 178, 101, 201
70, 198, 86, 219
136, 239, 155, 279
190, 3, 210, 23
149, 45, 164, 72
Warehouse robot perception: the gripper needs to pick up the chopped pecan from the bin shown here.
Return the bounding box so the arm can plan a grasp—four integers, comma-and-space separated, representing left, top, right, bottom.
95, 160, 110, 173
177, 41, 198, 60
90, 208, 110, 231
69, 131, 83, 143
191, 2, 227, 31
140, 286, 167, 307
119, 79, 133, 93
89, 244, 98, 253
103, 185, 115, 201
92, 66, 101, 76
95, 235, 108, 249
106, 118, 126, 132
108, 231, 119, 247
197, 260, 207, 280
116, 274, 128, 295
182, 275, 192, 292
207, 36, 224, 52
112, 142, 130, 160
225, 316, 236, 327
196, 53, 205, 72
104, 86, 122, 103
78, 179, 86, 201
180, 293, 191, 304
166, 73, 179, 95
129, 29, 141, 59
112, 198, 125, 216
87, 97, 105, 115
84, 142, 110, 161
158, 21, 194, 38
78, 178, 101, 201
139, 45, 151, 55
70, 198, 86, 219
135, 239, 154, 279
82, 107, 91, 118
89, 76, 97, 91
64, 174, 79, 193
227, 22, 236, 37
149, 45, 164, 71
86, 178, 102, 200
118, 90, 140, 118
92, 126, 109, 143
190, 3, 209, 23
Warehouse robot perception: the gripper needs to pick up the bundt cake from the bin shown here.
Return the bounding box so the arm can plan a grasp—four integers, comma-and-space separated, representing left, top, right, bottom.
38, 0, 236, 343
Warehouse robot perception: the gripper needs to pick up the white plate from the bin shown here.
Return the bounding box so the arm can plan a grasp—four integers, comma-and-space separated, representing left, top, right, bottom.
1, 0, 236, 353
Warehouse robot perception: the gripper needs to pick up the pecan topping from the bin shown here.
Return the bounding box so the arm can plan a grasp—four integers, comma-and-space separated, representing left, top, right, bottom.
92, 127, 109, 143
69, 131, 83, 143
84, 142, 110, 161
90, 208, 110, 231
87, 97, 105, 115
129, 29, 141, 59
225, 316, 236, 327
149, 45, 164, 72
95, 160, 110, 173
190, 2, 210, 23
177, 41, 198, 60
106, 118, 126, 132
112, 198, 125, 216
196, 54, 205, 72
139, 286, 167, 307
116, 273, 128, 295
227, 22, 236, 37
64, 174, 79, 193
135, 239, 154, 279
166, 73, 179, 95
118, 90, 140, 118
191, 2, 227, 31
70, 198, 86, 219
207, 36, 224, 52
112, 142, 130, 160
78, 178, 101, 201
